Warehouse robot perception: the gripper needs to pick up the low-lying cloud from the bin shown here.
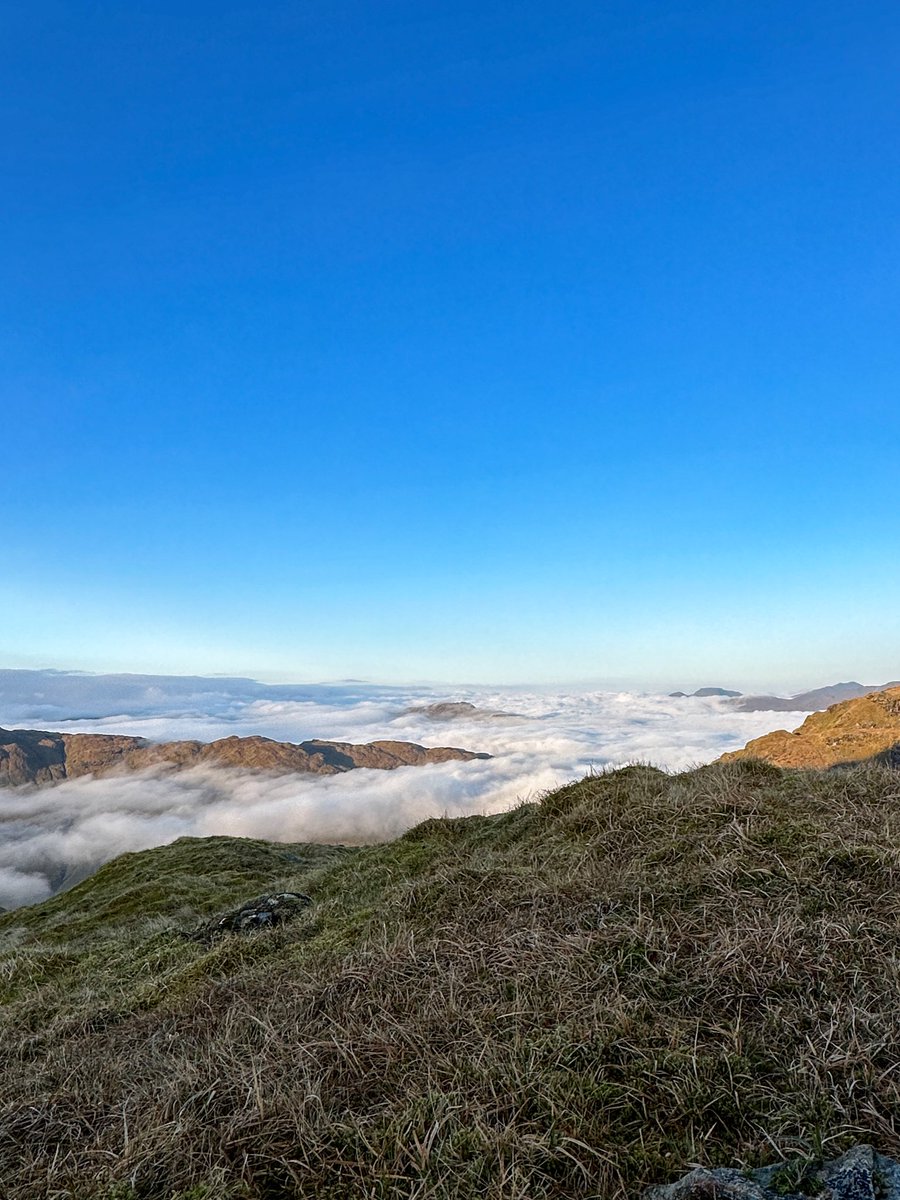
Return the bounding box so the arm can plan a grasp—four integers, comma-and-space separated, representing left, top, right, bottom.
0, 672, 806, 910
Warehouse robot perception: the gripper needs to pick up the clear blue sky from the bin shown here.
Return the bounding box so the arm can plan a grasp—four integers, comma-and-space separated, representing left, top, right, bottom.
3, 0, 899, 689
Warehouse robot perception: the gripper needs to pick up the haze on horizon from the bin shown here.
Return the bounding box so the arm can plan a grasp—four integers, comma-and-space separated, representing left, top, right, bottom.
3, 1, 899, 686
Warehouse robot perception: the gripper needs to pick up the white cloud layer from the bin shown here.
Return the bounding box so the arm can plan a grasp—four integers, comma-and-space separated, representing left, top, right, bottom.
0, 673, 805, 910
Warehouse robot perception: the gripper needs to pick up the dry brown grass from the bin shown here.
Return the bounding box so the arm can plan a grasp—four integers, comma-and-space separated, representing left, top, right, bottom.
3, 760, 900, 1198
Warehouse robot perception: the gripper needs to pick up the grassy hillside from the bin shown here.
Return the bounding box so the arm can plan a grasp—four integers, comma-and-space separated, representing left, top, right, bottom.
3, 761, 900, 1199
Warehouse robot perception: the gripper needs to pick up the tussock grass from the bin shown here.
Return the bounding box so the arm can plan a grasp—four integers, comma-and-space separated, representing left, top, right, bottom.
3, 762, 900, 1198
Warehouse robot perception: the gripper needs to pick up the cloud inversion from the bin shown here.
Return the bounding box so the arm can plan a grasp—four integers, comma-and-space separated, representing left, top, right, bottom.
0, 672, 805, 909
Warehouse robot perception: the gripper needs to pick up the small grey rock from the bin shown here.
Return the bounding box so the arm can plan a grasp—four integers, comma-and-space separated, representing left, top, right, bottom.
644, 1144, 900, 1200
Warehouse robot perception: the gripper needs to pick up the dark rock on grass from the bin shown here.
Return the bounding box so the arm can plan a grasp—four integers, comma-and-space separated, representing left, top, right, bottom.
645, 1144, 900, 1199
191, 891, 312, 941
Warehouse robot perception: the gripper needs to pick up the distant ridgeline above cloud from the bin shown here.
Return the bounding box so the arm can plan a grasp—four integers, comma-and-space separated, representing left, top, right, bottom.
668, 681, 900, 712
668, 687, 743, 698
5, 669, 898, 724
0, 669, 419, 724
733, 681, 900, 712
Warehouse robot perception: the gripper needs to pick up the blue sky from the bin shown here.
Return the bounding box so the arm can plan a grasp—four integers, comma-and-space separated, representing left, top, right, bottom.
2, 0, 899, 689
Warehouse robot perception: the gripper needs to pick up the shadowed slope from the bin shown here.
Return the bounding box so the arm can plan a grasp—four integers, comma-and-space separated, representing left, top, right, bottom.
0, 726, 68, 785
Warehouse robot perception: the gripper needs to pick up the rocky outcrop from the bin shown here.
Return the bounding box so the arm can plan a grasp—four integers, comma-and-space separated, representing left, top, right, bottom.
62, 733, 150, 777
720, 686, 900, 769
645, 1143, 900, 1199
0, 728, 491, 788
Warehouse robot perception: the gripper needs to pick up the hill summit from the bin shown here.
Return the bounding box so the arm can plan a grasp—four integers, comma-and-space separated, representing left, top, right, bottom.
720, 686, 900, 768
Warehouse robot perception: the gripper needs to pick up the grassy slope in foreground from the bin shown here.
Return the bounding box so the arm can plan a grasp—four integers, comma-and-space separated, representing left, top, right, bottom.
3, 760, 900, 1199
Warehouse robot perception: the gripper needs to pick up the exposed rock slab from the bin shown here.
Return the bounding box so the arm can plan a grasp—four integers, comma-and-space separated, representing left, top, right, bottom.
720, 687, 900, 769
645, 1143, 900, 1199
0, 727, 491, 788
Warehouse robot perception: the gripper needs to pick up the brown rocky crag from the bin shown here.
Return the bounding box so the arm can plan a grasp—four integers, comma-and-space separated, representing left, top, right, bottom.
0, 728, 491, 788
720, 686, 900, 769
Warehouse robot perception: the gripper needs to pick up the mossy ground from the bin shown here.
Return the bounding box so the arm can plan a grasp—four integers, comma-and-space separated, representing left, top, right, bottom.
3, 760, 900, 1198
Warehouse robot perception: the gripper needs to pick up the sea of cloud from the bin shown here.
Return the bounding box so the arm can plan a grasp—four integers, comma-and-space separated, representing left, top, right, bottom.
0, 672, 806, 910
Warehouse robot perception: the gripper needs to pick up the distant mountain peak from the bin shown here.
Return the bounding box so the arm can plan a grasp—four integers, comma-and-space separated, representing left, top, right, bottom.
404, 701, 521, 721
734, 680, 900, 713
668, 687, 742, 698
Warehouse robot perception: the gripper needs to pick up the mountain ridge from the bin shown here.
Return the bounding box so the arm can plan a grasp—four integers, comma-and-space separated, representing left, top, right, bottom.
733, 680, 900, 712
0, 727, 491, 788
